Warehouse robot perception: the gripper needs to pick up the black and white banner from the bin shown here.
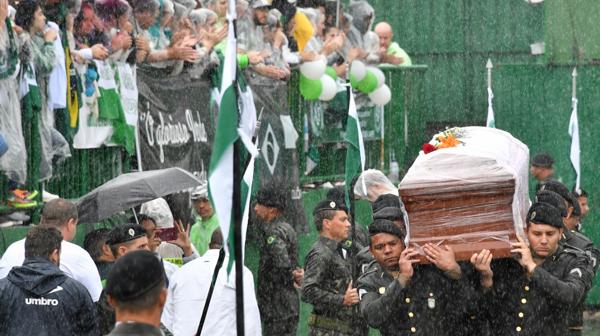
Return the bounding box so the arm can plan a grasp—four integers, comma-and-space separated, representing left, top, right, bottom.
136, 69, 215, 176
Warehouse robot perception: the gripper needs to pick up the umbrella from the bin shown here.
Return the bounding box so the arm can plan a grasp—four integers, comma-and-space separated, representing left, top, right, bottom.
76, 167, 202, 224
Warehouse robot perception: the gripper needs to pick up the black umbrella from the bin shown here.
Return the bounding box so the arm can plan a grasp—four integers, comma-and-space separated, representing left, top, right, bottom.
76, 167, 202, 224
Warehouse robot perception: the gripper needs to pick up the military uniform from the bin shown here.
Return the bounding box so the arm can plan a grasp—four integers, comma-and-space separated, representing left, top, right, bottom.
357, 260, 471, 336
257, 217, 300, 336
302, 236, 366, 336
562, 229, 600, 334
484, 245, 592, 336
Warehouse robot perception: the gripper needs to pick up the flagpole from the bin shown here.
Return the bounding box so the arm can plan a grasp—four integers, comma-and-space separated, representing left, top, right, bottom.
231, 4, 246, 334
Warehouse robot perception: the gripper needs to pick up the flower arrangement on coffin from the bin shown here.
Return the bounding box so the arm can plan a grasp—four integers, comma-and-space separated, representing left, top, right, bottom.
422, 127, 465, 154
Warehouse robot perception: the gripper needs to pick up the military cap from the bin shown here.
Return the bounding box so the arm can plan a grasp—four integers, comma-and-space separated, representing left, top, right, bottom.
527, 202, 563, 229
105, 250, 165, 302
372, 194, 401, 213
368, 218, 404, 239
535, 190, 568, 217
255, 185, 286, 210
531, 153, 554, 168
540, 180, 581, 216
107, 223, 146, 245
313, 199, 348, 215
326, 186, 346, 205
373, 206, 404, 223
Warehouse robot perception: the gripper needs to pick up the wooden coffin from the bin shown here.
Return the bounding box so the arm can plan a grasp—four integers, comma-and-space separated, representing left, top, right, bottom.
399, 127, 529, 262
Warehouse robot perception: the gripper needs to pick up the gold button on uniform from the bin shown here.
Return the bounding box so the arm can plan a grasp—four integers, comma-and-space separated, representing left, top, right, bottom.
405, 298, 411, 303
524, 285, 530, 291
408, 312, 414, 318
521, 298, 527, 304
518, 312, 524, 318
410, 327, 416, 333
516, 326, 522, 332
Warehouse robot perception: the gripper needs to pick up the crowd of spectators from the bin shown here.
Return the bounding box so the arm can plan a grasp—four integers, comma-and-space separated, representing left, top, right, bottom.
0, 0, 411, 205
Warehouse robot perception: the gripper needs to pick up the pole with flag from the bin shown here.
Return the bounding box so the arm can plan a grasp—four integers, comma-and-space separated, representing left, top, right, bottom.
569, 67, 581, 192
343, 87, 365, 283
486, 59, 495, 128
207, 0, 254, 333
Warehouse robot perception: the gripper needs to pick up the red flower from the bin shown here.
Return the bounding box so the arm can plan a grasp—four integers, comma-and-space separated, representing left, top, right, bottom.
422, 143, 437, 154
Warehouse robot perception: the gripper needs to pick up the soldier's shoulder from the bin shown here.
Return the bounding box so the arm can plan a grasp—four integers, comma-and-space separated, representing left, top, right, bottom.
560, 244, 588, 260
358, 260, 380, 280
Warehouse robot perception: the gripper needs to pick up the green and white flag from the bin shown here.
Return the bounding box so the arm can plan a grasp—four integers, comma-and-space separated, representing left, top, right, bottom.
344, 89, 366, 207
208, 0, 240, 273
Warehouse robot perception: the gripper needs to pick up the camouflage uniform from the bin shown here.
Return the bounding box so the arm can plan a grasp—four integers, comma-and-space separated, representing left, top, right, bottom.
257, 217, 300, 336
301, 236, 367, 336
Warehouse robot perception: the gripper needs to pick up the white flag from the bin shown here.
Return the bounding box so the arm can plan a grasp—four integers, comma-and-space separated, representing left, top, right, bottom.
569, 97, 580, 191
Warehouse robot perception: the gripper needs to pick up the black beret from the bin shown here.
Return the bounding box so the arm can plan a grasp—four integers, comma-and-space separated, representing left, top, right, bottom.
535, 190, 568, 217
368, 218, 404, 240
539, 181, 581, 215
531, 153, 554, 168
313, 199, 348, 215
107, 223, 147, 246
105, 250, 165, 302
372, 194, 401, 213
326, 186, 346, 205
527, 203, 563, 229
373, 207, 404, 223
255, 186, 286, 210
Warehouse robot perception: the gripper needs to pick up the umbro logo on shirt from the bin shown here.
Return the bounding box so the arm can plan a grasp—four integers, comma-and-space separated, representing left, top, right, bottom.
25, 297, 59, 306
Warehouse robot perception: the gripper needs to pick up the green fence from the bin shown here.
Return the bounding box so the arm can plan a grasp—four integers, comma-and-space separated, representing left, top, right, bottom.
494, 63, 600, 304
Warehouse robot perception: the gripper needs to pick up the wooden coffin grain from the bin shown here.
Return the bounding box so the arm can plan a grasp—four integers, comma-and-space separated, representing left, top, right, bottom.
399, 177, 517, 262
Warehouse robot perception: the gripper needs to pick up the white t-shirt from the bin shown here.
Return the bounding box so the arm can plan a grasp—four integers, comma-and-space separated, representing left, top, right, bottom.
0, 239, 103, 302
161, 249, 262, 336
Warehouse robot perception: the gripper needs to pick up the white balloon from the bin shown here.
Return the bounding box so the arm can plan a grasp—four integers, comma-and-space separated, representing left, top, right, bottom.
300, 58, 327, 80
369, 84, 391, 106
369, 67, 385, 88
350, 60, 367, 81
319, 75, 337, 101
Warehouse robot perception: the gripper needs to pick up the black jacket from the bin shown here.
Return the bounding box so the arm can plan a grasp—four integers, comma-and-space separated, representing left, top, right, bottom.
107, 322, 164, 336
0, 257, 98, 336
357, 261, 471, 336
484, 246, 592, 336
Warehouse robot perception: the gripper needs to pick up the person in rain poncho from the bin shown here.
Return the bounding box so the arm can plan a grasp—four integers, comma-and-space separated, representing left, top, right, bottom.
187, 8, 223, 78
15, 0, 71, 182
0, 227, 98, 336
346, 0, 380, 64
140, 197, 200, 263
0, 0, 27, 184
241, 0, 289, 80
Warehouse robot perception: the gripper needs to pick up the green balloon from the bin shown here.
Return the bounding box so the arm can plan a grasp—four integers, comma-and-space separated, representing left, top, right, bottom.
325, 66, 337, 80
350, 74, 359, 87
300, 75, 322, 100
357, 71, 378, 93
